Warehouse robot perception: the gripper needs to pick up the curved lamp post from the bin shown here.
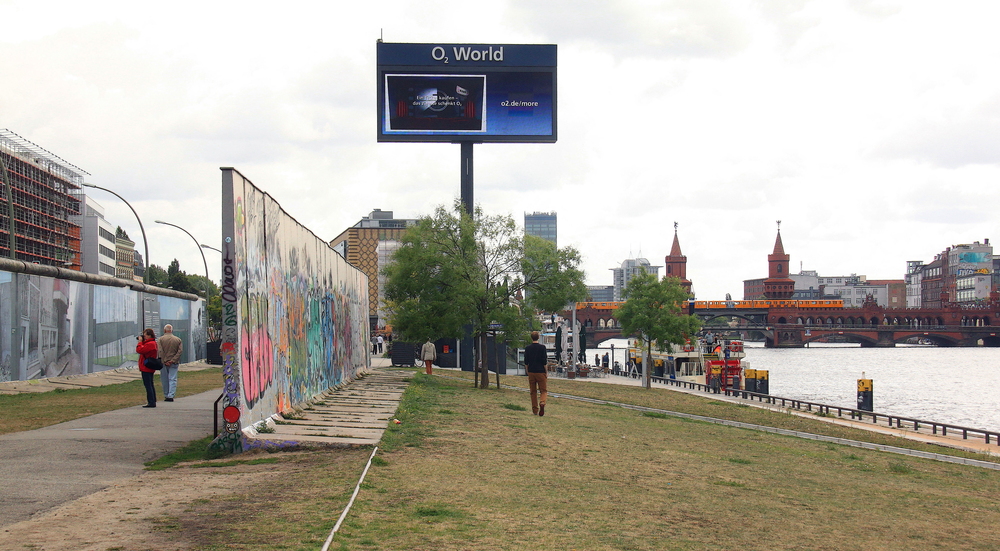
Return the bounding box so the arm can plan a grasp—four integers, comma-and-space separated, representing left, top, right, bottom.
155, 220, 210, 362
82, 183, 148, 282
200, 244, 221, 253
154, 220, 209, 299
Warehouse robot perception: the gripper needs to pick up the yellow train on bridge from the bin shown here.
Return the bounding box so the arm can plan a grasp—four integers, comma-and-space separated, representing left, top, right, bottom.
576, 299, 844, 310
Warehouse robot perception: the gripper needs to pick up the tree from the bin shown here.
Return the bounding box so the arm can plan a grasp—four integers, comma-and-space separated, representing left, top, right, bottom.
383, 203, 586, 388
145, 264, 169, 287
614, 272, 701, 389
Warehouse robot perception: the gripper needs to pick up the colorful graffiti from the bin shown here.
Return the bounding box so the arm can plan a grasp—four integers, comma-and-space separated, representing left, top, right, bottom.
218, 168, 370, 451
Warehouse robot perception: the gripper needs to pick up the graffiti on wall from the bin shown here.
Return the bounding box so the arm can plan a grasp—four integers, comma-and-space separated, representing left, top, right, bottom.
218, 168, 369, 451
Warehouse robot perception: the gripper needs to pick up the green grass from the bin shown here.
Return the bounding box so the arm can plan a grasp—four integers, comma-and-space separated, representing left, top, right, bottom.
144, 435, 232, 470
162, 372, 1000, 551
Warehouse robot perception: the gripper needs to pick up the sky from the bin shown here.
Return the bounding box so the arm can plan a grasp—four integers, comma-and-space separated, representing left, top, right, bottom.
3, 0, 999, 299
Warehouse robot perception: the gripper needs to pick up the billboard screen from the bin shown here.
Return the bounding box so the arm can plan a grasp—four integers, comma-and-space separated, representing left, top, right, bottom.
377, 42, 557, 143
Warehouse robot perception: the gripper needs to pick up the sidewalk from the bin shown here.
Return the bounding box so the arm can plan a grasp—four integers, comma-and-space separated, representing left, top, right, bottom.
0, 356, 405, 527
0, 360, 217, 395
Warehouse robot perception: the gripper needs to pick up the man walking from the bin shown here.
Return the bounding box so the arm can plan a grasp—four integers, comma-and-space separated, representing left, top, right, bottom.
158, 324, 183, 402
420, 338, 437, 375
524, 331, 549, 416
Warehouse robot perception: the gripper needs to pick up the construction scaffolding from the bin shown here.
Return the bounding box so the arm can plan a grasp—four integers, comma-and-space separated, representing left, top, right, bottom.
0, 129, 85, 269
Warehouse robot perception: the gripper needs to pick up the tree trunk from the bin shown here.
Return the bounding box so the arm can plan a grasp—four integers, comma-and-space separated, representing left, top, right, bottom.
478, 334, 490, 389
644, 340, 652, 389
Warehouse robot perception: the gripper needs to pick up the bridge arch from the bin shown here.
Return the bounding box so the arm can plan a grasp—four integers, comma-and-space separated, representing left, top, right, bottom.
802, 332, 877, 347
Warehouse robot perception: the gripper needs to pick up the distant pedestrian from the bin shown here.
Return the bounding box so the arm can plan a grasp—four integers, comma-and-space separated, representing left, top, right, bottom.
371, 335, 378, 355
377, 335, 384, 354
420, 339, 437, 375
595, 354, 600, 366
136, 328, 158, 408
524, 331, 548, 416
158, 324, 183, 402
602, 352, 609, 369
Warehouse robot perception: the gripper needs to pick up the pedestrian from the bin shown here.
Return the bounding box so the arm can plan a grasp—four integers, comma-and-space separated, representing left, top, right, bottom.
524, 331, 548, 416
136, 328, 159, 408
371, 335, 378, 355
595, 353, 600, 366
377, 334, 384, 354
602, 352, 609, 369
158, 324, 183, 402
420, 338, 437, 375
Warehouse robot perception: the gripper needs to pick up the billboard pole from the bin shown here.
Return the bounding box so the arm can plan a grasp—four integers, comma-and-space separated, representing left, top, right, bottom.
460, 142, 474, 216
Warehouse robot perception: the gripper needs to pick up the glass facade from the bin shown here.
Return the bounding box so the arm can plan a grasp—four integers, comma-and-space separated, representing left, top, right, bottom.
524, 212, 557, 246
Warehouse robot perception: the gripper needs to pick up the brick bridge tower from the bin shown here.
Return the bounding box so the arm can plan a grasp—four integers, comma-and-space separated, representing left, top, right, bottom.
763, 221, 794, 299
664, 222, 692, 293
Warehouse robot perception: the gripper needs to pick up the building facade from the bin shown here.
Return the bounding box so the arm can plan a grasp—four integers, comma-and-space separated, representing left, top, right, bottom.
524, 211, 557, 246
329, 209, 417, 330
115, 229, 137, 281
612, 257, 660, 301
72, 195, 117, 277
0, 129, 83, 269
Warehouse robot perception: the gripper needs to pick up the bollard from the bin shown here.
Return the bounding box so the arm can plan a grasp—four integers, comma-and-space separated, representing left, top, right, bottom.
756, 370, 769, 395
744, 369, 757, 393
857, 378, 873, 412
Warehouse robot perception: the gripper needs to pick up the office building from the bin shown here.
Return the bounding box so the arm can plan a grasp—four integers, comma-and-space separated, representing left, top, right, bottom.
0, 129, 83, 269
330, 209, 417, 329
524, 211, 557, 246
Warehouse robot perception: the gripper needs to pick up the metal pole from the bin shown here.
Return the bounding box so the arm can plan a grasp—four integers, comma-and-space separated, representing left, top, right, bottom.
154, 220, 210, 299
156, 220, 210, 362
1, 155, 17, 258
460, 142, 474, 216
82, 183, 148, 282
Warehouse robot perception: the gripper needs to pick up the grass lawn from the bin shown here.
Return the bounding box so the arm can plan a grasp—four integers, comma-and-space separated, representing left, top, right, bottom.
170, 371, 1000, 551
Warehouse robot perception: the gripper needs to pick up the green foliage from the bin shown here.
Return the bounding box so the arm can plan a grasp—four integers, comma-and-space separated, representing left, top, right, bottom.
383, 203, 586, 375
146, 264, 169, 287
614, 272, 700, 387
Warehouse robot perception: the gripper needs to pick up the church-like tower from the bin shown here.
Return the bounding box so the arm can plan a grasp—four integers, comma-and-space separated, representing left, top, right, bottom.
763, 221, 795, 299
664, 222, 692, 294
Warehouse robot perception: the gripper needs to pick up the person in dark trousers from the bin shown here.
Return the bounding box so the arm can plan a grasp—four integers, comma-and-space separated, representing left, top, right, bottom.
136, 328, 159, 408
524, 331, 549, 416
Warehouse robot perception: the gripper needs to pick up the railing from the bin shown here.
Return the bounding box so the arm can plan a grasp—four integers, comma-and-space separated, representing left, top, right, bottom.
638, 374, 1000, 447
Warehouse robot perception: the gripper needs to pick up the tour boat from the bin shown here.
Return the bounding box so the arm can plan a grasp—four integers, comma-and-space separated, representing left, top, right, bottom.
627, 337, 745, 389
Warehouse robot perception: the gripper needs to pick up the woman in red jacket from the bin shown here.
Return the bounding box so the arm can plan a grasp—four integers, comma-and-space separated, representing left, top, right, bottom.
136, 328, 159, 408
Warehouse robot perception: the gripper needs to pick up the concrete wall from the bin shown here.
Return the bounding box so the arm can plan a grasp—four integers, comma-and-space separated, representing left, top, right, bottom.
0, 263, 204, 382
217, 168, 369, 451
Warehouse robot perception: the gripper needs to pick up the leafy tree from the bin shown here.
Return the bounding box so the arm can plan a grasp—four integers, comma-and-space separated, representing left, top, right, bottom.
145, 264, 169, 287
383, 203, 586, 388
614, 273, 701, 389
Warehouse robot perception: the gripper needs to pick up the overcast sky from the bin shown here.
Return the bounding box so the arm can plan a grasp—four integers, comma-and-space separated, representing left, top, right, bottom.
3, 0, 999, 299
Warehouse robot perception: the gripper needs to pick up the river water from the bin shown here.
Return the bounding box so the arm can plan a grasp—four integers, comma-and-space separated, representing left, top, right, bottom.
586, 339, 1000, 432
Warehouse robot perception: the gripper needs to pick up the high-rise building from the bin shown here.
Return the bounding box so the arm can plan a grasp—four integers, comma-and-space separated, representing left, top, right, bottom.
0, 129, 84, 268
612, 257, 660, 301
329, 209, 417, 330
524, 211, 557, 246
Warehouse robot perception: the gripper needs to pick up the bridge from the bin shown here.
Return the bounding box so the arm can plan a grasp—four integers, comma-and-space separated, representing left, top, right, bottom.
571, 301, 1000, 348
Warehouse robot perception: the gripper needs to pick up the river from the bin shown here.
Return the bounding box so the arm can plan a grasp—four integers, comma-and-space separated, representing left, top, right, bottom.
586, 339, 1000, 432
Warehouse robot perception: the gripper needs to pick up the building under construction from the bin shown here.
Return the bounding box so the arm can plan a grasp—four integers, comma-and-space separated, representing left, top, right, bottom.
0, 129, 84, 269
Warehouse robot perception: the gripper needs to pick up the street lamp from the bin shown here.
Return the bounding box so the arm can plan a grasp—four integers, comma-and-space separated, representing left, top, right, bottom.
154, 220, 209, 299
82, 183, 148, 282
200, 244, 221, 253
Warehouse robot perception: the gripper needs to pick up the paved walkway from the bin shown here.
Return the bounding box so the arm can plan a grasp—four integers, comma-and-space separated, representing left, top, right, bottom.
0, 357, 402, 527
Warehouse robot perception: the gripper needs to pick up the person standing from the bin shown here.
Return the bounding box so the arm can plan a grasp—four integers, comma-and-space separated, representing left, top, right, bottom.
377, 334, 384, 354
420, 339, 437, 375
136, 328, 159, 408
158, 324, 183, 402
524, 331, 549, 416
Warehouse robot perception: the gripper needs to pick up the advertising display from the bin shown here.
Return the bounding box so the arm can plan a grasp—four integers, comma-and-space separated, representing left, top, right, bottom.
377, 42, 557, 143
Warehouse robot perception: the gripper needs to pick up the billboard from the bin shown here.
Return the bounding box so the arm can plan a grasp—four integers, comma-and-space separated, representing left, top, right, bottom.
377, 42, 557, 143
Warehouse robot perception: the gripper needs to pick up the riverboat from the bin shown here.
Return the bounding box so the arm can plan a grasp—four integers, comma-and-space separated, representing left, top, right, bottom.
627, 337, 745, 389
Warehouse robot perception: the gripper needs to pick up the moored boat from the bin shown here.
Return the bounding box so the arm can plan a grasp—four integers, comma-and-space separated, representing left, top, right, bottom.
627, 337, 745, 389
